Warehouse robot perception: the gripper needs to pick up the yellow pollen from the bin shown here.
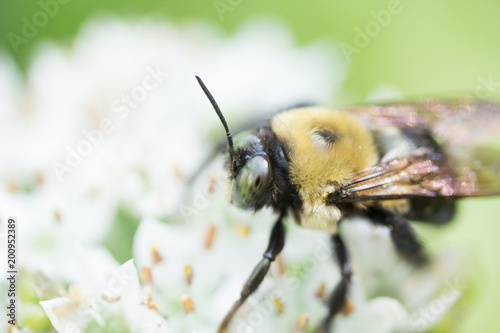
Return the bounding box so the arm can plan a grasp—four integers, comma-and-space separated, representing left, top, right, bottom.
181, 294, 195, 314
273, 298, 284, 314
341, 299, 355, 316
236, 223, 250, 237
141, 266, 153, 284
315, 282, 326, 300
148, 300, 159, 312
151, 246, 163, 264
294, 313, 310, 331
184, 265, 193, 285
53, 209, 61, 222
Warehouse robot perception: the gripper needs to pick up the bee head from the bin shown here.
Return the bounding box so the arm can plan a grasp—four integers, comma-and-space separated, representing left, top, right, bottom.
196, 76, 274, 210
230, 129, 273, 209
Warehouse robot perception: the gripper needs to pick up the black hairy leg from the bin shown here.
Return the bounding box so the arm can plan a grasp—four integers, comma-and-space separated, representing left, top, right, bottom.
218, 211, 286, 333
317, 234, 351, 333
366, 205, 429, 266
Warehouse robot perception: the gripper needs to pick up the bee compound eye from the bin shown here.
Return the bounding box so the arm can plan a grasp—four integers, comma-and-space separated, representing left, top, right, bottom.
233, 130, 261, 151
232, 155, 272, 209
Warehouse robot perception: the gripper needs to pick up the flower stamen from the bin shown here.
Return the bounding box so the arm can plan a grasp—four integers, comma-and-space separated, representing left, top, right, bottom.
204, 223, 216, 249
151, 245, 163, 264
141, 266, 153, 284
53, 209, 61, 222
236, 223, 250, 237
341, 299, 355, 317
148, 300, 159, 312
181, 294, 195, 314
294, 313, 309, 331
185, 265, 193, 285
273, 298, 284, 314
207, 174, 217, 194
315, 282, 326, 300
276, 254, 286, 275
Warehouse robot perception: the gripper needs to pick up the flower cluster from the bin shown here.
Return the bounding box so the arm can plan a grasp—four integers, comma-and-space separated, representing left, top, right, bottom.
0, 15, 465, 333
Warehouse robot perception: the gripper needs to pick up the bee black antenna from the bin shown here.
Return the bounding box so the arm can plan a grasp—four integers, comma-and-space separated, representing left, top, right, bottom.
196, 76, 235, 165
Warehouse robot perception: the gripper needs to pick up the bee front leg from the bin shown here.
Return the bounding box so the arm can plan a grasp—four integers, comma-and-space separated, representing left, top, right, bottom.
218, 212, 286, 333
317, 234, 351, 333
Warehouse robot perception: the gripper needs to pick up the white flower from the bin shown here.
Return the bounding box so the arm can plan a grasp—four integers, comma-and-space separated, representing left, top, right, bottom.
40, 260, 166, 333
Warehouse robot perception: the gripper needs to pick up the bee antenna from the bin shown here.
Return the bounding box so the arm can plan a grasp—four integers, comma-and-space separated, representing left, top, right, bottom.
195, 76, 235, 166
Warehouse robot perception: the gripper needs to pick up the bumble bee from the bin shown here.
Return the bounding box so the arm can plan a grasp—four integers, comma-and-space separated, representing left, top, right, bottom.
195, 76, 500, 333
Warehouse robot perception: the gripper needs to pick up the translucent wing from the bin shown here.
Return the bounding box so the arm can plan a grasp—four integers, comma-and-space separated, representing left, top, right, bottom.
328, 100, 500, 203
345, 99, 500, 146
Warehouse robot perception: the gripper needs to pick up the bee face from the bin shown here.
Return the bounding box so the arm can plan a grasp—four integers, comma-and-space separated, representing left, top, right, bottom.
195, 76, 293, 213
230, 130, 274, 209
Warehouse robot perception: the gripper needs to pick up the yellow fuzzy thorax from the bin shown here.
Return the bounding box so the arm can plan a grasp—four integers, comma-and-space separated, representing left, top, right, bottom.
271, 107, 378, 208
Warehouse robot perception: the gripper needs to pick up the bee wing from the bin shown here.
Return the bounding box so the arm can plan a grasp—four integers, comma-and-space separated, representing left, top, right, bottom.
329, 147, 500, 203
345, 99, 500, 146
327, 99, 500, 202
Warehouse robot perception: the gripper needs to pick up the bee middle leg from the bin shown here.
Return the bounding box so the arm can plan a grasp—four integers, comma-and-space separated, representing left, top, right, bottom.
366, 205, 429, 266
317, 234, 351, 333
218, 211, 286, 333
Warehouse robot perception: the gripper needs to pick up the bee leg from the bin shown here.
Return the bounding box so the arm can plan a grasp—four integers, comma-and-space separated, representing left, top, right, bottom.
317, 234, 351, 333
367, 206, 428, 266
218, 212, 286, 333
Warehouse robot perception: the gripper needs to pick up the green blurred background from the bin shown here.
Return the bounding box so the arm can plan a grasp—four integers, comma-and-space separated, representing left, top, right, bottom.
1, 1, 500, 332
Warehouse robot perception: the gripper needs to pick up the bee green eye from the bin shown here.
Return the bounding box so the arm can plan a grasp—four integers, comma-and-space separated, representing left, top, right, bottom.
232, 155, 272, 209
233, 130, 261, 151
